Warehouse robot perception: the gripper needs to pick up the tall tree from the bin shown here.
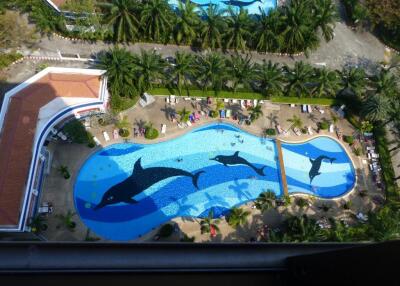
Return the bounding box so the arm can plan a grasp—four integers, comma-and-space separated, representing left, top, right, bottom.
371, 69, 398, 98
338, 67, 367, 98
133, 49, 165, 93
140, 0, 173, 43
254, 8, 283, 53
254, 60, 285, 96
226, 53, 254, 93
312, 68, 339, 97
97, 47, 138, 100
169, 51, 195, 95
174, 0, 200, 45
284, 61, 313, 97
362, 94, 392, 123
225, 8, 252, 51
99, 0, 140, 42
199, 4, 226, 50
312, 0, 337, 42
195, 52, 227, 95
227, 207, 250, 228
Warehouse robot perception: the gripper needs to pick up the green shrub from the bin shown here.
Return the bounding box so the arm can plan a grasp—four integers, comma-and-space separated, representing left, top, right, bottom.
119, 128, 130, 138
344, 135, 354, 145
63, 120, 94, 145
210, 110, 218, 118
265, 128, 276, 136
353, 147, 361, 156
87, 141, 95, 148
0, 52, 23, 69
159, 224, 174, 238
319, 121, 329, 130
145, 127, 159, 140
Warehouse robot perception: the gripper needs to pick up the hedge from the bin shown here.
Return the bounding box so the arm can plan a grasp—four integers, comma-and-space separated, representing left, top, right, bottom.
270, 96, 336, 106
149, 87, 263, 99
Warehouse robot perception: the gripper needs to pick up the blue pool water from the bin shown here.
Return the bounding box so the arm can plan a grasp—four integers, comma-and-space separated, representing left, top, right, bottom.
168, 0, 277, 15
74, 123, 355, 241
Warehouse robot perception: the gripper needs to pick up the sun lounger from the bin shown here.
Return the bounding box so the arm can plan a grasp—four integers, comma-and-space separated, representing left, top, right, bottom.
231, 99, 238, 104
226, 109, 232, 118
282, 130, 290, 137
302, 104, 307, 113
113, 129, 119, 139
290, 104, 295, 108
170, 95, 176, 106
253, 99, 258, 107
224, 98, 229, 103
103, 131, 110, 142
329, 124, 334, 133
186, 120, 192, 127
178, 122, 185, 129
240, 100, 245, 109
220, 110, 226, 118
307, 105, 313, 113
366, 146, 375, 151
93, 136, 101, 146
276, 124, 283, 134
184, 97, 191, 101
294, 127, 302, 136
161, 124, 166, 135
57, 131, 67, 140
259, 100, 265, 104
307, 126, 313, 135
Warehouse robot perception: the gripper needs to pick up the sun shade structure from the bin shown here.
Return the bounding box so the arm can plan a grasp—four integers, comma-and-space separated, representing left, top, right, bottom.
0, 67, 108, 231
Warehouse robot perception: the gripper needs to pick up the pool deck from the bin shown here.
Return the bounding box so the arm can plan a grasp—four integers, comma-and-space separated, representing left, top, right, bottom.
38, 96, 384, 242
275, 139, 289, 197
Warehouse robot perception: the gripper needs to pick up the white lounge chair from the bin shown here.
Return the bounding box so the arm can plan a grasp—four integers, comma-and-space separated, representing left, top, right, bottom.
103, 131, 110, 142
178, 122, 185, 129
276, 124, 283, 135
231, 99, 238, 104
184, 97, 191, 101
170, 95, 176, 106
290, 104, 295, 108
166, 97, 170, 103
294, 127, 302, 136
224, 98, 229, 103
307, 126, 313, 135
57, 131, 67, 141
307, 105, 313, 113
93, 136, 101, 146
240, 100, 245, 109
161, 124, 166, 135
329, 124, 334, 133
186, 120, 192, 127
302, 105, 307, 113
253, 99, 258, 107
259, 100, 265, 104
226, 109, 232, 118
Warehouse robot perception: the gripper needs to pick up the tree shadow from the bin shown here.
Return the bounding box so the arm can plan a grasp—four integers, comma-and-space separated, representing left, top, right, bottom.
134, 119, 147, 129
160, 104, 176, 121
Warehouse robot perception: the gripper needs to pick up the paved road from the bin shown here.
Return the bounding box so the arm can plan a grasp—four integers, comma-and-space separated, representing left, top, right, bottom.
26, 21, 387, 71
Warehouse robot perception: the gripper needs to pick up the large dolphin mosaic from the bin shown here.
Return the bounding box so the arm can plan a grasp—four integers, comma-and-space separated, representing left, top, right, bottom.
94, 158, 204, 210
309, 155, 336, 183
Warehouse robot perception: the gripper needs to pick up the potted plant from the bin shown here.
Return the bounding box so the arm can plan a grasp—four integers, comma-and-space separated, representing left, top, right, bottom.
58, 165, 70, 179
56, 210, 77, 231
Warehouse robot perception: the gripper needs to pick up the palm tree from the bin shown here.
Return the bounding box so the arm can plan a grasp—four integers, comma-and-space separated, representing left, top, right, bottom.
97, 48, 138, 100
255, 190, 276, 212
140, 0, 173, 43
116, 115, 130, 133
227, 207, 250, 228
338, 67, 366, 98
226, 54, 254, 93
361, 94, 392, 123
199, 5, 227, 50
284, 214, 321, 242
178, 107, 191, 122
287, 115, 303, 130
284, 61, 313, 97
133, 49, 165, 93
249, 105, 263, 122
174, 0, 200, 45
312, 68, 339, 97
195, 52, 227, 95
200, 209, 220, 236
56, 210, 76, 231
371, 69, 398, 98
99, 0, 140, 42
225, 8, 252, 51
254, 60, 285, 97
312, 0, 337, 42
169, 51, 195, 95
366, 206, 400, 242
254, 8, 283, 53
280, 1, 313, 54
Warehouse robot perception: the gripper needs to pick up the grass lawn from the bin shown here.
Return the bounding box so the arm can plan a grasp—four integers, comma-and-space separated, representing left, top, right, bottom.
150, 88, 336, 105
270, 96, 336, 106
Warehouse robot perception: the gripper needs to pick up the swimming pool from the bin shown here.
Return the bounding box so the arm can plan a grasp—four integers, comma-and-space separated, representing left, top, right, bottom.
168, 0, 277, 15
74, 123, 355, 241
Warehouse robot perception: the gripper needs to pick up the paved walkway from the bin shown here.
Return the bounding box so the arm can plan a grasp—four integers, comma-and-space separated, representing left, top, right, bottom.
19, 19, 386, 70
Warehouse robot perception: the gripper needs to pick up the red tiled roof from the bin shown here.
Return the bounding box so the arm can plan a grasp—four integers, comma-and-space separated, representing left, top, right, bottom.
0, 72, 101, 227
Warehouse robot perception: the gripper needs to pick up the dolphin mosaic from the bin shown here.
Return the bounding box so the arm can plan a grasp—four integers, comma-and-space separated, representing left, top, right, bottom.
94, 158, 204, 210
179, 0, 214, 7
222, 0, 262, 7
309, 155, 336, 183
211, 151, 266, 176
